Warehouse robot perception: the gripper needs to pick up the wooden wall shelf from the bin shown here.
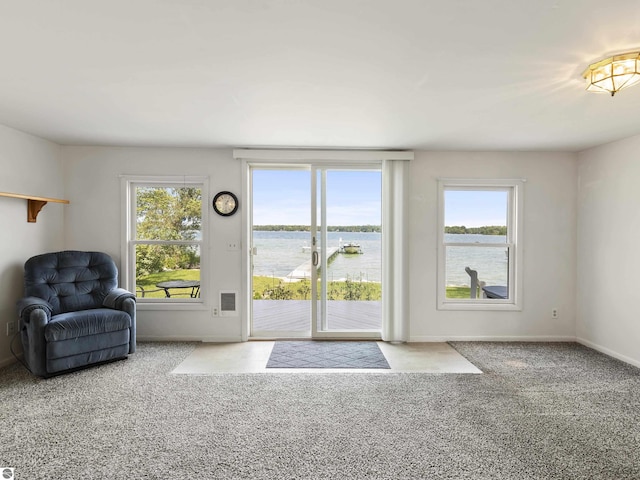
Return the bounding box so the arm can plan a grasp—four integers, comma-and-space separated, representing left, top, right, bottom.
0, 191, 70, 223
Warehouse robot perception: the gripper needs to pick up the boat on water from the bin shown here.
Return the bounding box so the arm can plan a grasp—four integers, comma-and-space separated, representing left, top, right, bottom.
338, 237, 363, 254
341, 243, 362, 254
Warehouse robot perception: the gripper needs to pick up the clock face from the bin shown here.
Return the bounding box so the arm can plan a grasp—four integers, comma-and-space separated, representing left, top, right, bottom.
213, 191, 238, 216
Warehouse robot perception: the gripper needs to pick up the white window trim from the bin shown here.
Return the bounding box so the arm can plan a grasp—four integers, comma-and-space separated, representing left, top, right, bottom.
120, 175, 209, 310
437, 178, 524, 311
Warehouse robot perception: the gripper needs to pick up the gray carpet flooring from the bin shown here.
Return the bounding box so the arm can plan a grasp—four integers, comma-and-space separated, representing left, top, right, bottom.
0, 341, 639, 479
266, 341, 391, 368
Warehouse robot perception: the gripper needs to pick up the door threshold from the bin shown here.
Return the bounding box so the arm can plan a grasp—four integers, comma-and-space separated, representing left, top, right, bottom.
249, 336, 382, 342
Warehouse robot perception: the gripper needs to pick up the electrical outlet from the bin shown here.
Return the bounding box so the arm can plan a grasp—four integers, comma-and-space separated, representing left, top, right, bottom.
212, 307, 218, 316
6, 321, 16, 336
551, 308, 559, 319
226, 242, 239, 251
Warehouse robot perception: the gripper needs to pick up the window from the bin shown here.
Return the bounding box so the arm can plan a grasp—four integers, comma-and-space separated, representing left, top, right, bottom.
437, 179, 523, 310
121, 176, 208, 306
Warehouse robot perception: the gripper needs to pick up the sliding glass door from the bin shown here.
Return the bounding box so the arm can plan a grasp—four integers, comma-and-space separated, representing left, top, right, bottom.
312, 167, 382, 337
250, 165, 382, 338
250, 168, 312, 336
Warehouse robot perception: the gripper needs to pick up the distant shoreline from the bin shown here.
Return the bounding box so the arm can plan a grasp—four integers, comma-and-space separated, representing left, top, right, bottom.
445, 225, 506, 235
253, 225, 381, 233
252, 225, 505, 235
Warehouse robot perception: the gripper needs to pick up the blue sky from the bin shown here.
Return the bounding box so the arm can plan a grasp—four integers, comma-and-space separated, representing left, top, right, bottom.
252, 169, 381, 225
252, 170, 506, 226
444, 190, 507, 227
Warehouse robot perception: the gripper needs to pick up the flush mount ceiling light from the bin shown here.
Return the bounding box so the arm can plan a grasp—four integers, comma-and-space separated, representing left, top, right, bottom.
582, 51, 640, 96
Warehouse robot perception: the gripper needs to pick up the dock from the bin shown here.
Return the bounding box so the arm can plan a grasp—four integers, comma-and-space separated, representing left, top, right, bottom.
286, 247, 339, 280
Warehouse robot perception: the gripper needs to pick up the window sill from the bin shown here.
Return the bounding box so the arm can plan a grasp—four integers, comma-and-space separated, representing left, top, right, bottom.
438, 301, 522, 312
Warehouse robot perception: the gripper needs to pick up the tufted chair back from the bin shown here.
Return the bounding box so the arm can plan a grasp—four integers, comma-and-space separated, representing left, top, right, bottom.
24, 251, 119, 316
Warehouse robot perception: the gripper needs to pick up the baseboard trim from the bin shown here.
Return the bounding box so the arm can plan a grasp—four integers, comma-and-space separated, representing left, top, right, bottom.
137, 335, 243, 343
410, 335, 577, 343
0, 355, 19, 369
576, 337, 640, 369
0, 352, 24, 368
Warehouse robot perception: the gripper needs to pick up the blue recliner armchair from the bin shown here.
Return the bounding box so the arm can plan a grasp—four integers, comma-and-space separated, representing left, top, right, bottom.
16, 251, 136, 378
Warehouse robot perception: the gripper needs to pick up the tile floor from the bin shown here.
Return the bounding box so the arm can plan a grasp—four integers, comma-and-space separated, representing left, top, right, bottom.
171, 341, 482, 374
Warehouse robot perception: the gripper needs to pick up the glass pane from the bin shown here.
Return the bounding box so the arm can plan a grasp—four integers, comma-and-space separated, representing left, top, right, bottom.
136, 186, 202, 241
251, 169, 311, 333
445, 245, 509, 299
135, 244, 201, 299
322, 170, 382, 331
444, 190, 508, 241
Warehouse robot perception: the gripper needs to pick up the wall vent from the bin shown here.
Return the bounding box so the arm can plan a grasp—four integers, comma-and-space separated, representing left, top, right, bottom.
219, 291, 238, 316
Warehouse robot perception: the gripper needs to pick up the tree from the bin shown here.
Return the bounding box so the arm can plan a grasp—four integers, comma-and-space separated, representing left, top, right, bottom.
445, 225, 507, 236
135, 187, 202, 275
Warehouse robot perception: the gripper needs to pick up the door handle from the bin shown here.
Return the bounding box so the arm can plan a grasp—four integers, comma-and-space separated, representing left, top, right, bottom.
312, 251, 319, 266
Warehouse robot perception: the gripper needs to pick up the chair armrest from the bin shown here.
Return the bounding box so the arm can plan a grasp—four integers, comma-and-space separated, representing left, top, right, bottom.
104, 288, 137, 354
103, 288, 136, 310
16, 296, 53, 320
16, 297, 52, 377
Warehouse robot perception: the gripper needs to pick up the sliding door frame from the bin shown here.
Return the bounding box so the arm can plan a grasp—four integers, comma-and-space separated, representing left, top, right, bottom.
310, 165, 383, 339
236, 149, 413, 342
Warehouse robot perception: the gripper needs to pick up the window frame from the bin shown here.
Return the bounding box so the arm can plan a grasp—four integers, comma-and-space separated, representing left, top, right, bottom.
437, 178, 524, 311
120, 175, 209, 310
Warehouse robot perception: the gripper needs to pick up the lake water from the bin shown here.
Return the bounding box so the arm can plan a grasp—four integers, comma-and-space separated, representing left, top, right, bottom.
444, 234, 509, 286
252, 231, 381, 282
252, 231, 508, 286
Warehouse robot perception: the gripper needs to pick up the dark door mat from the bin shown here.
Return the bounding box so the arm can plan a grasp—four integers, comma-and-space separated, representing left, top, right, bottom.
266, 341, 390, 369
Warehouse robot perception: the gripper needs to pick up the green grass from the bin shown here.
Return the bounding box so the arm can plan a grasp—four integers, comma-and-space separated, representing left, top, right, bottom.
137, 269, 471, 300
252, 276, 382, 301
136, 269, 200, 298
446, 286, 472, 299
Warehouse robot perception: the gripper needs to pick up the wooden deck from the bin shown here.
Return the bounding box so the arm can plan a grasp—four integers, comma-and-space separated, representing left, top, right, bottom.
252, 299, 381, 333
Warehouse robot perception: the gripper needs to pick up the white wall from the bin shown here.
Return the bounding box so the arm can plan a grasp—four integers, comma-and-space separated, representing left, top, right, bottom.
577, 134, 640, 367
62, 146, 243, 342
61, 147, 579, 345
0, 125, 64, 366
409, 151, 578, 341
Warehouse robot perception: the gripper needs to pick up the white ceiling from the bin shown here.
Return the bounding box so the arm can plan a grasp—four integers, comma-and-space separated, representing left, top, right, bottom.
1, 0, 640, 151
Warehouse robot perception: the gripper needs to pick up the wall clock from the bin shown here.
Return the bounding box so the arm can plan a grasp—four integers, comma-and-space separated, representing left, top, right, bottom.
213, 191, 238, 216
